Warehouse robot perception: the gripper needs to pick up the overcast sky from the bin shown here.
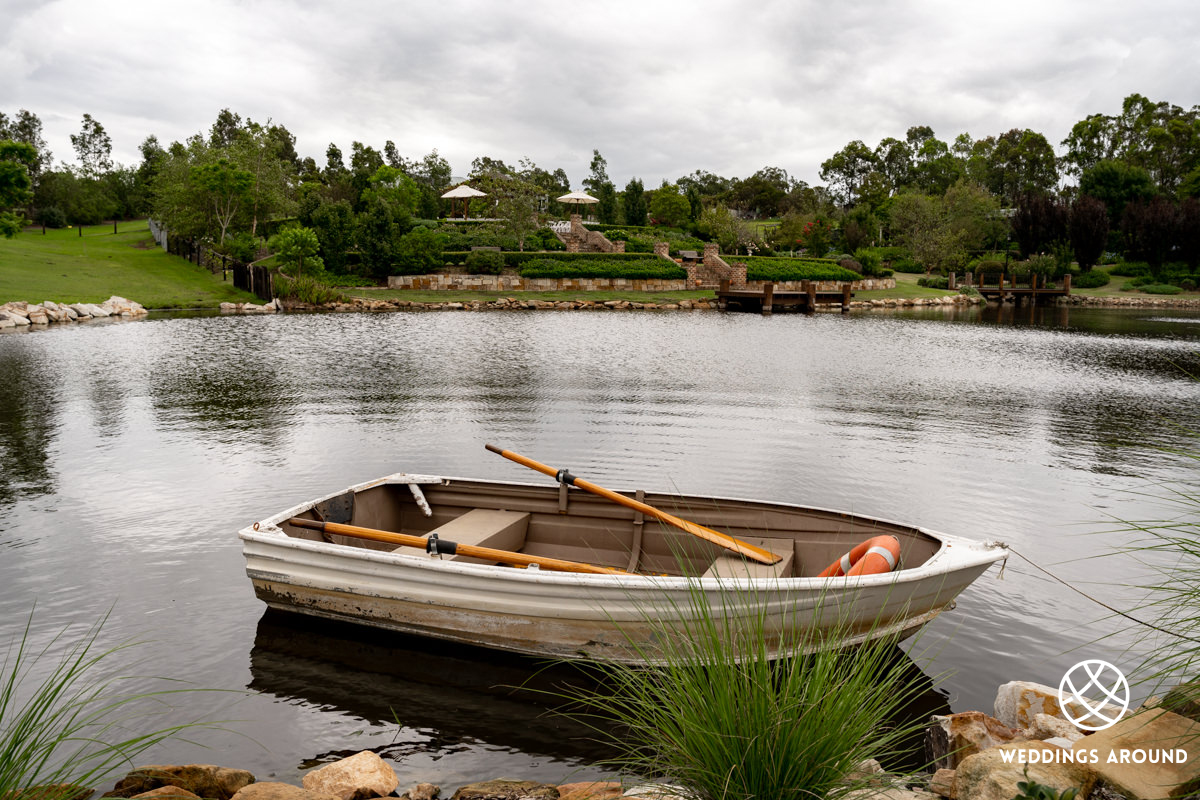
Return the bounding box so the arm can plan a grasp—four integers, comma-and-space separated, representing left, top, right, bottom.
2, 0, 1197, 188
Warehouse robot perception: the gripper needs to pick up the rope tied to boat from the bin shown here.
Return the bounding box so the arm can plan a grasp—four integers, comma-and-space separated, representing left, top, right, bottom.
1007, 546, 1200, 644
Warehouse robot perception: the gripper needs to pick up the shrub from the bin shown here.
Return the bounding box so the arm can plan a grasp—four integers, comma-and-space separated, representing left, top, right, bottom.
518, 258, 686, 280
892, 258, 925, 274
1073, 270, 1111, 288
1128, 275, 1156, 287
1111, 261, 1150, 277
36, 206, 67, 229
838, 258, 863, 275
1140, 283, 1184, 295
1180, 278, 1197, 291
274, 273, 346, 304
917, 276, 951, 289
223, 231, 261, 264
393, 228, 446, 275
740, 256, 863, 282
853, 248, 883, 276
464, 249, 507, 274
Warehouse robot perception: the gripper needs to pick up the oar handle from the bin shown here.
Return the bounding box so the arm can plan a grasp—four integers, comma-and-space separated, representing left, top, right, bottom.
485, 444, 782, 566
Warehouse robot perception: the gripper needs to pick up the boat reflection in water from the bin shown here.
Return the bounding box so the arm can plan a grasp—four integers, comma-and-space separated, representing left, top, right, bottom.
248, 608, 951, 775
248, 609, 620, 769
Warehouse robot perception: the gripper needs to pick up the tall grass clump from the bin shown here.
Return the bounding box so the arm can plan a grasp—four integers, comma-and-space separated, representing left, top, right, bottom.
1111, 442, 1200, 698
565, 587, 936, 800
1, 611, 219, 799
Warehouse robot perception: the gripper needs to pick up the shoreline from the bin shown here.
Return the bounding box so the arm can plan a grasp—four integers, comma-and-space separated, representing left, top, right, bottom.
3, 293, 1200, 329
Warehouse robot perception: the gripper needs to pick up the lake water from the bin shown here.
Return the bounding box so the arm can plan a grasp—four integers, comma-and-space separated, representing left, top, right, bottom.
2, 304, 1199, 788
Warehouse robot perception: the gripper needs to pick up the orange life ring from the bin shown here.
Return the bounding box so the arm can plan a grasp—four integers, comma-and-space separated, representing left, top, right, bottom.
818, 534, 901, 578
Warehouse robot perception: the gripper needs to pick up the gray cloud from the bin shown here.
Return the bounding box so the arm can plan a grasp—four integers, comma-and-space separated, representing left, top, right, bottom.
1, 0, 1196, 188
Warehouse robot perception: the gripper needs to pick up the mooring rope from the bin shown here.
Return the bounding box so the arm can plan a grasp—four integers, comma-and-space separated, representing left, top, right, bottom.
1007, 546, 1200, 644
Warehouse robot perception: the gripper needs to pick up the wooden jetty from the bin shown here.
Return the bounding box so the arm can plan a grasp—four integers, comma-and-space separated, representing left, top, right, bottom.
975, 273, 1071, 305
715, 280, 854, 313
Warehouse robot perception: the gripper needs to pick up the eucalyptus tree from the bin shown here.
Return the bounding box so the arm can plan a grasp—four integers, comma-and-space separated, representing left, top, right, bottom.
820, 141, 876, 206
0, 140, 36, 237
71, 113, 113, 178
0, 109, 52, 192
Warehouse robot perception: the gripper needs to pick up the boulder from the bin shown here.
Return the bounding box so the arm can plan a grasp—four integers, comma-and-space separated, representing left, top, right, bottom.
301, 752, 398, 800
955, 743, 1095, 800
618, 786, 685, 800
1073, 707, 1200, 799
3, 303, 29, 317
553, 783, 622, 800
399, 785, 440, 800
231, 784, 340, 800
27, 309, 49, 324
0, 315, 14, 328
109, 767, 254, 800
1027, 712, 1085, 743
927, 711, 1025, 770
131, 788, 201, 800
929, 768, 955, 798
450, 782, 558, 800
68, 304, 93, 318
10, 313, 31, 326
995, 679, 1128, 730
841, 788, 940, 800
1162, 678, 1200, 723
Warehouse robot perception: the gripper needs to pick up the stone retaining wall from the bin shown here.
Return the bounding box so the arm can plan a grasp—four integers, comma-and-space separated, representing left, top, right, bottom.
386, 274, 896, 292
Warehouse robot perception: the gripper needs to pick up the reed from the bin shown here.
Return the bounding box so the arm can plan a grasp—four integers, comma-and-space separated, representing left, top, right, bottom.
1, 610, 221, 800
564, 586, 938, 800
1112, 442, 1200, 694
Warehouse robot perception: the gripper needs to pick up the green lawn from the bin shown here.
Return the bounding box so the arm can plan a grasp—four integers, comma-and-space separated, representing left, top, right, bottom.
0, 221, 259, 308
854, 271, 958, 300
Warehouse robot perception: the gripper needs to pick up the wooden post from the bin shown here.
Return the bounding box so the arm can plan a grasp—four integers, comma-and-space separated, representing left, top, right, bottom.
842, 283, 852, 312
719, 278, 730, 294
113, 220, 118, 234
949, 272, 957, 290
78, 225, 82, 237
763, 282, 774, 314
806, 280, 816, 312
1063, 273, 1071, 294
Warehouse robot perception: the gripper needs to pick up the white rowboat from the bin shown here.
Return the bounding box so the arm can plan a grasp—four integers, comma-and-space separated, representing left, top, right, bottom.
239, 472, 1007, 662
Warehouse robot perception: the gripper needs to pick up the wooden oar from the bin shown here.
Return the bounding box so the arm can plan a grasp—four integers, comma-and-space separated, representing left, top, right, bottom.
287, 517, 625, 576
484, 444, 782, 566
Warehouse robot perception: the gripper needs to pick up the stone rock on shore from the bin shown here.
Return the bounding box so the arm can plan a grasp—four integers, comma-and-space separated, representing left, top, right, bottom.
301, 752, 397, 800
955, 743, 1096, 800
450, 781, 558, 800
131, 787, 202, 800
399, 784, 440, 800
927, 711, 1025, 770
231, 784, 340, 800
995, 680, 1128, 730
1074, 708, 1200, 799
1, 297, 147, 328
553, 782, 622, 800
109, 765, 254, 800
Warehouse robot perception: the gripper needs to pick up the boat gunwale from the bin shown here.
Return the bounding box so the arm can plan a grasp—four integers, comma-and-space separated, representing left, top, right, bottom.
239, 472, 1008, 589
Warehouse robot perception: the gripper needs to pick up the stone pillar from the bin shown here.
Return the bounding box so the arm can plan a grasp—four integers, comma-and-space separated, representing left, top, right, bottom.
685, 263, 699, 285
731, 262, 747, 287
703, 242, 720, 264
613, 241, 626, 253
654, 242, 671, 260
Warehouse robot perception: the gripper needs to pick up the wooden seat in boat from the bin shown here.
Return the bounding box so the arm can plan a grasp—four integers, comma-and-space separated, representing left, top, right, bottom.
701, 536, 795, 579
416, 508, 531, 564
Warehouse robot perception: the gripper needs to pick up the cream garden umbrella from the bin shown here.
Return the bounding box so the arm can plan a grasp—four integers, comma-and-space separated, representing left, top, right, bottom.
556, 191, 599, 219
441, 184, 487, 220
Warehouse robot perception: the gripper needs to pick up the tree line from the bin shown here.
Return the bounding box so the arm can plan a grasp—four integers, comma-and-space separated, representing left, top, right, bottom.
2, 93, 1199, 280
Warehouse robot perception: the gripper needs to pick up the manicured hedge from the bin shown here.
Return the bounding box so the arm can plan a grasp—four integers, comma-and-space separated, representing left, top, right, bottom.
737, 256, 863, 282
518, 258, 686, 280
443, 250, 669, 269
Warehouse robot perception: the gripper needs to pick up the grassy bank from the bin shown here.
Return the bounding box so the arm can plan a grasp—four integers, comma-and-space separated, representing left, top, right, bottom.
0, 222, 258, 309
